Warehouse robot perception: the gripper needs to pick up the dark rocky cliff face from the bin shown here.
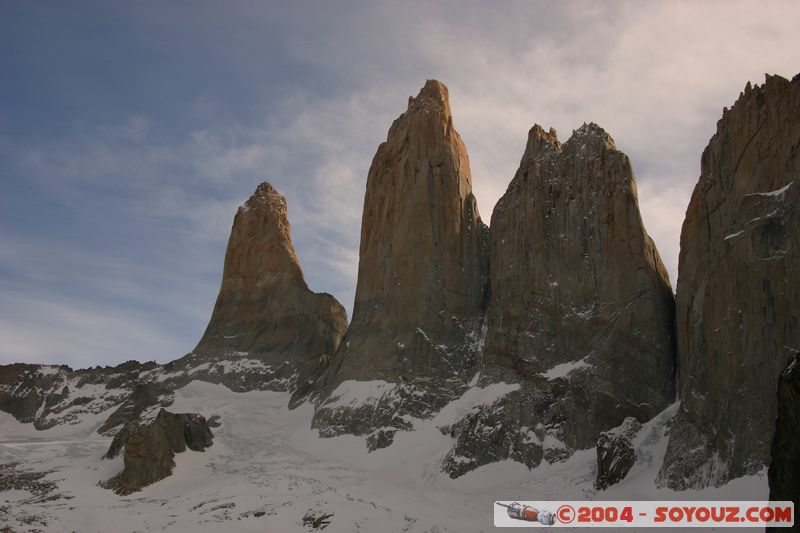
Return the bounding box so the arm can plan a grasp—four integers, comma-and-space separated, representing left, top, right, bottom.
595, 417, 642, 490
659, 74, 800, 489
310, 80, 489, 448
441, 123, 676, 476
768, 354, 800, 508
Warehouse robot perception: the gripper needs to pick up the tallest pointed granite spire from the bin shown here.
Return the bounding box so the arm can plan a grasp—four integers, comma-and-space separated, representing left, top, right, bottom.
352, 79, 487, 331
310, 80, 489, 447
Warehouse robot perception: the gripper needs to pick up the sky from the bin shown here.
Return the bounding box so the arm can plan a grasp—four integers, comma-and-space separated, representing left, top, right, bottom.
1, 1, 798, 368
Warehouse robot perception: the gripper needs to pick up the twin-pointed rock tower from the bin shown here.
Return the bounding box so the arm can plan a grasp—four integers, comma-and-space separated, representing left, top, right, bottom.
443, 121, 676, 476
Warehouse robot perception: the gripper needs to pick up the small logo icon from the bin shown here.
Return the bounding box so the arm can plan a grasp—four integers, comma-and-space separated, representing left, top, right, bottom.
496, 502, 556, 526
557, 504, 576, 524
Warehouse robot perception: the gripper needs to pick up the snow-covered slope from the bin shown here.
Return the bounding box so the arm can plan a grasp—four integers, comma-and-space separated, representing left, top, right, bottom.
0, 380, 768, 532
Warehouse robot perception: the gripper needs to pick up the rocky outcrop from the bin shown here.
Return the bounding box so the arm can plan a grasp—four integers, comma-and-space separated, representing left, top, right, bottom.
184, 182, 348, 395
659, 74, 800, 489
595, 417, 641, 490
442, 123, 675, 476
97, 381, 174, 436
310, 80, 489, 447
104, 419, 136, 460
441, 392, 543, 478
0, 361, 164, 433
0, 363, 69, 424
101, 409, 214, 495
768, 354, 800, 506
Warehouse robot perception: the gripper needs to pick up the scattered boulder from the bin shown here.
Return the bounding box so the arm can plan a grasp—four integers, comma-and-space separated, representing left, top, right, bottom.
595, 417, 642, 490
302, 510, 334, 530
441, 394, 543, 478
0, 462, 58, 502
101, 409, 214, 495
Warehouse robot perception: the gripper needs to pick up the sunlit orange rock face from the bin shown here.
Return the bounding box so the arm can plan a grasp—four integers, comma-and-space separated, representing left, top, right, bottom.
193, 182, 348, 393
312, 80, 489, 448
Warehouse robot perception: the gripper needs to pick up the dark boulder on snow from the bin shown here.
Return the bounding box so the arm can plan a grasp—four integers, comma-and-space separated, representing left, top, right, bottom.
101, 409, 214, 495
595, 417, 641, 490
441, 389, 544, 478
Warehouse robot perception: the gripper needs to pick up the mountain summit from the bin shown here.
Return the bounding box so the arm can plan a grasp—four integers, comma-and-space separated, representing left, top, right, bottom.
441, 120, 676, 477
309, 80, 489, 449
